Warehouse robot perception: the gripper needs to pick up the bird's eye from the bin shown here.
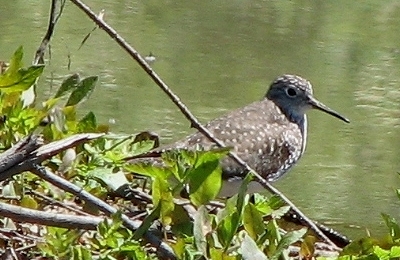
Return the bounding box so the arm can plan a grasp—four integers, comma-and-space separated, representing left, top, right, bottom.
286, 87, 297, 97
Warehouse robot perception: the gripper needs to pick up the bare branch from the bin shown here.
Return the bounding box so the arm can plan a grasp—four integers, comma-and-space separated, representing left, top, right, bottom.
30, 164, 176, 260
34, 0, 65, 65
69, 0, 337, 248
0, 133, 103, 182
0, 135, 43, 173
0, 201, 101, 230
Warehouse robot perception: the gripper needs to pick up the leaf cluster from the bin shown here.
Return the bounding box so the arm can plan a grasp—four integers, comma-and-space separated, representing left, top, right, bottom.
2, 46, 400, 260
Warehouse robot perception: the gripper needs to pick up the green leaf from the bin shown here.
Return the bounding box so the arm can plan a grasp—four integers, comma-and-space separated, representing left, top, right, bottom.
7, 46, 23, 71
193, 206, 212, 255
341, 237, 375, 256
210, 247, 236, 260
129, 140, 158, 157
162, 150, 190, 181
243, 203, 265, 240
372, 245, 400, 259
55, 73, 80, 98
264, 220, 281, 253
382, 213, 400, 241
119, 241, 150, 258
188, 150, 227, 206
299, 235, 316, 258
241, 233, 269, 260
373, 245, 389, 259
171, 237, 186, 259
254, 195, 289, 218
271, 228, 307, 260
219, 194, 240, 219
78, 111, 97, 132
152, 176, 174, 225
0, 46, 45, 92
217, 211, 240, 249
133, 203, 161, 240
66, 76, 98, 106
170, 204, 193, 236
390, 246, 400, 257
20, 195, 38, 209
129, 151, 174, 225
43, 97, 61, 109
188, 160, 221, 206
72, 245, 92, 260
126, 131, 160, 156
88, 168, 129, 192
236, 173, 252, 215
124, 162, 171, 179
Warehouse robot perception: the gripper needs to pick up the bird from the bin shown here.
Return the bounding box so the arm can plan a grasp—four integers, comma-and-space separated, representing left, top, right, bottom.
127, 74, 349, 196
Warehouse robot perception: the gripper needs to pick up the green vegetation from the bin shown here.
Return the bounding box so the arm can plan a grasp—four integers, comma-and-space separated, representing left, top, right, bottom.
1, 45, 400, 259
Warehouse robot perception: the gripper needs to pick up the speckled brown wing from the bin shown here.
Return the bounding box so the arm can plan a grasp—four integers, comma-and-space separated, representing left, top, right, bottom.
126, 98, 304, 182
166, 98, 304, 181
126, 73, 349, 196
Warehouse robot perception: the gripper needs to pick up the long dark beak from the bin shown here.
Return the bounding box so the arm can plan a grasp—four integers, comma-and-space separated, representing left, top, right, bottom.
309, 96, 350, 123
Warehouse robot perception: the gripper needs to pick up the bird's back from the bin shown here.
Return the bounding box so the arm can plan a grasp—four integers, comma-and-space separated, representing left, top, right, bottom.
126, 74, 349, 196
153, 98, 305, 182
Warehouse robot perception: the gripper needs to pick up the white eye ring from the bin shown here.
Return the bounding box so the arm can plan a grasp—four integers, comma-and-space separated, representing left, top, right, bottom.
286, 87, 297, 97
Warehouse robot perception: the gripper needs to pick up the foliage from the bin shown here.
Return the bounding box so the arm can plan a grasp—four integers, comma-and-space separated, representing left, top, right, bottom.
337, 213, 400, 260
0, 47, 157, 259
0, 46, 310, 260
0, 46, 102, 148
2, 46, 400, 260
0, 46, 44, 93
126, 155, 308, 259
38, 213, 155, 260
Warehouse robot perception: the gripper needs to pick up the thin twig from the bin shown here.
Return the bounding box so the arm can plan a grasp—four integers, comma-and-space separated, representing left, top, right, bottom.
34, 0, 64, 65
0, 227, 43, 242
27, 188, 91, 217
0, 200, 101, 230
31, 164, 176, 260
69, 0, 338, 249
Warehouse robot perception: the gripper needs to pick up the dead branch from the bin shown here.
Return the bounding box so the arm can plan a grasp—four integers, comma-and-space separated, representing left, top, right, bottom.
0, 201, 101, 230
68, 0, 337, 248
0, 133, 103, 182
34, 0, 66, 65
0, 133, 176, 259
0, 135, 44, 175
29, 163, 176, 260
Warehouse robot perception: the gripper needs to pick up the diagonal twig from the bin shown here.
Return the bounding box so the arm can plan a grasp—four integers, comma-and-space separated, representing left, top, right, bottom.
34, 0, 66, 65
0, 133, 176, 259
69, 0, 338, 248
30, 163, 176, 260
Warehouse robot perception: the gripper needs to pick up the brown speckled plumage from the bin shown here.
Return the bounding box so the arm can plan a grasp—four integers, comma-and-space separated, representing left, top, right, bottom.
170, 99, 303, 182
127, 75, 349, 195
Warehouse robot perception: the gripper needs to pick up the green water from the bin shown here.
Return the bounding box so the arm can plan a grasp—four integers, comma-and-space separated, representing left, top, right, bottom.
2, 0, 400, 239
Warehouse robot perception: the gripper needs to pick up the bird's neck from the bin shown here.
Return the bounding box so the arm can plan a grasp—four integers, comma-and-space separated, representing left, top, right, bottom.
268, 97, 306, 130
282, 107, 306, 131
279, 105, 308, 153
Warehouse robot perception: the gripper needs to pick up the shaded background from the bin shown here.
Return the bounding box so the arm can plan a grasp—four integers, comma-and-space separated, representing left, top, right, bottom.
2, 0, 400, 238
